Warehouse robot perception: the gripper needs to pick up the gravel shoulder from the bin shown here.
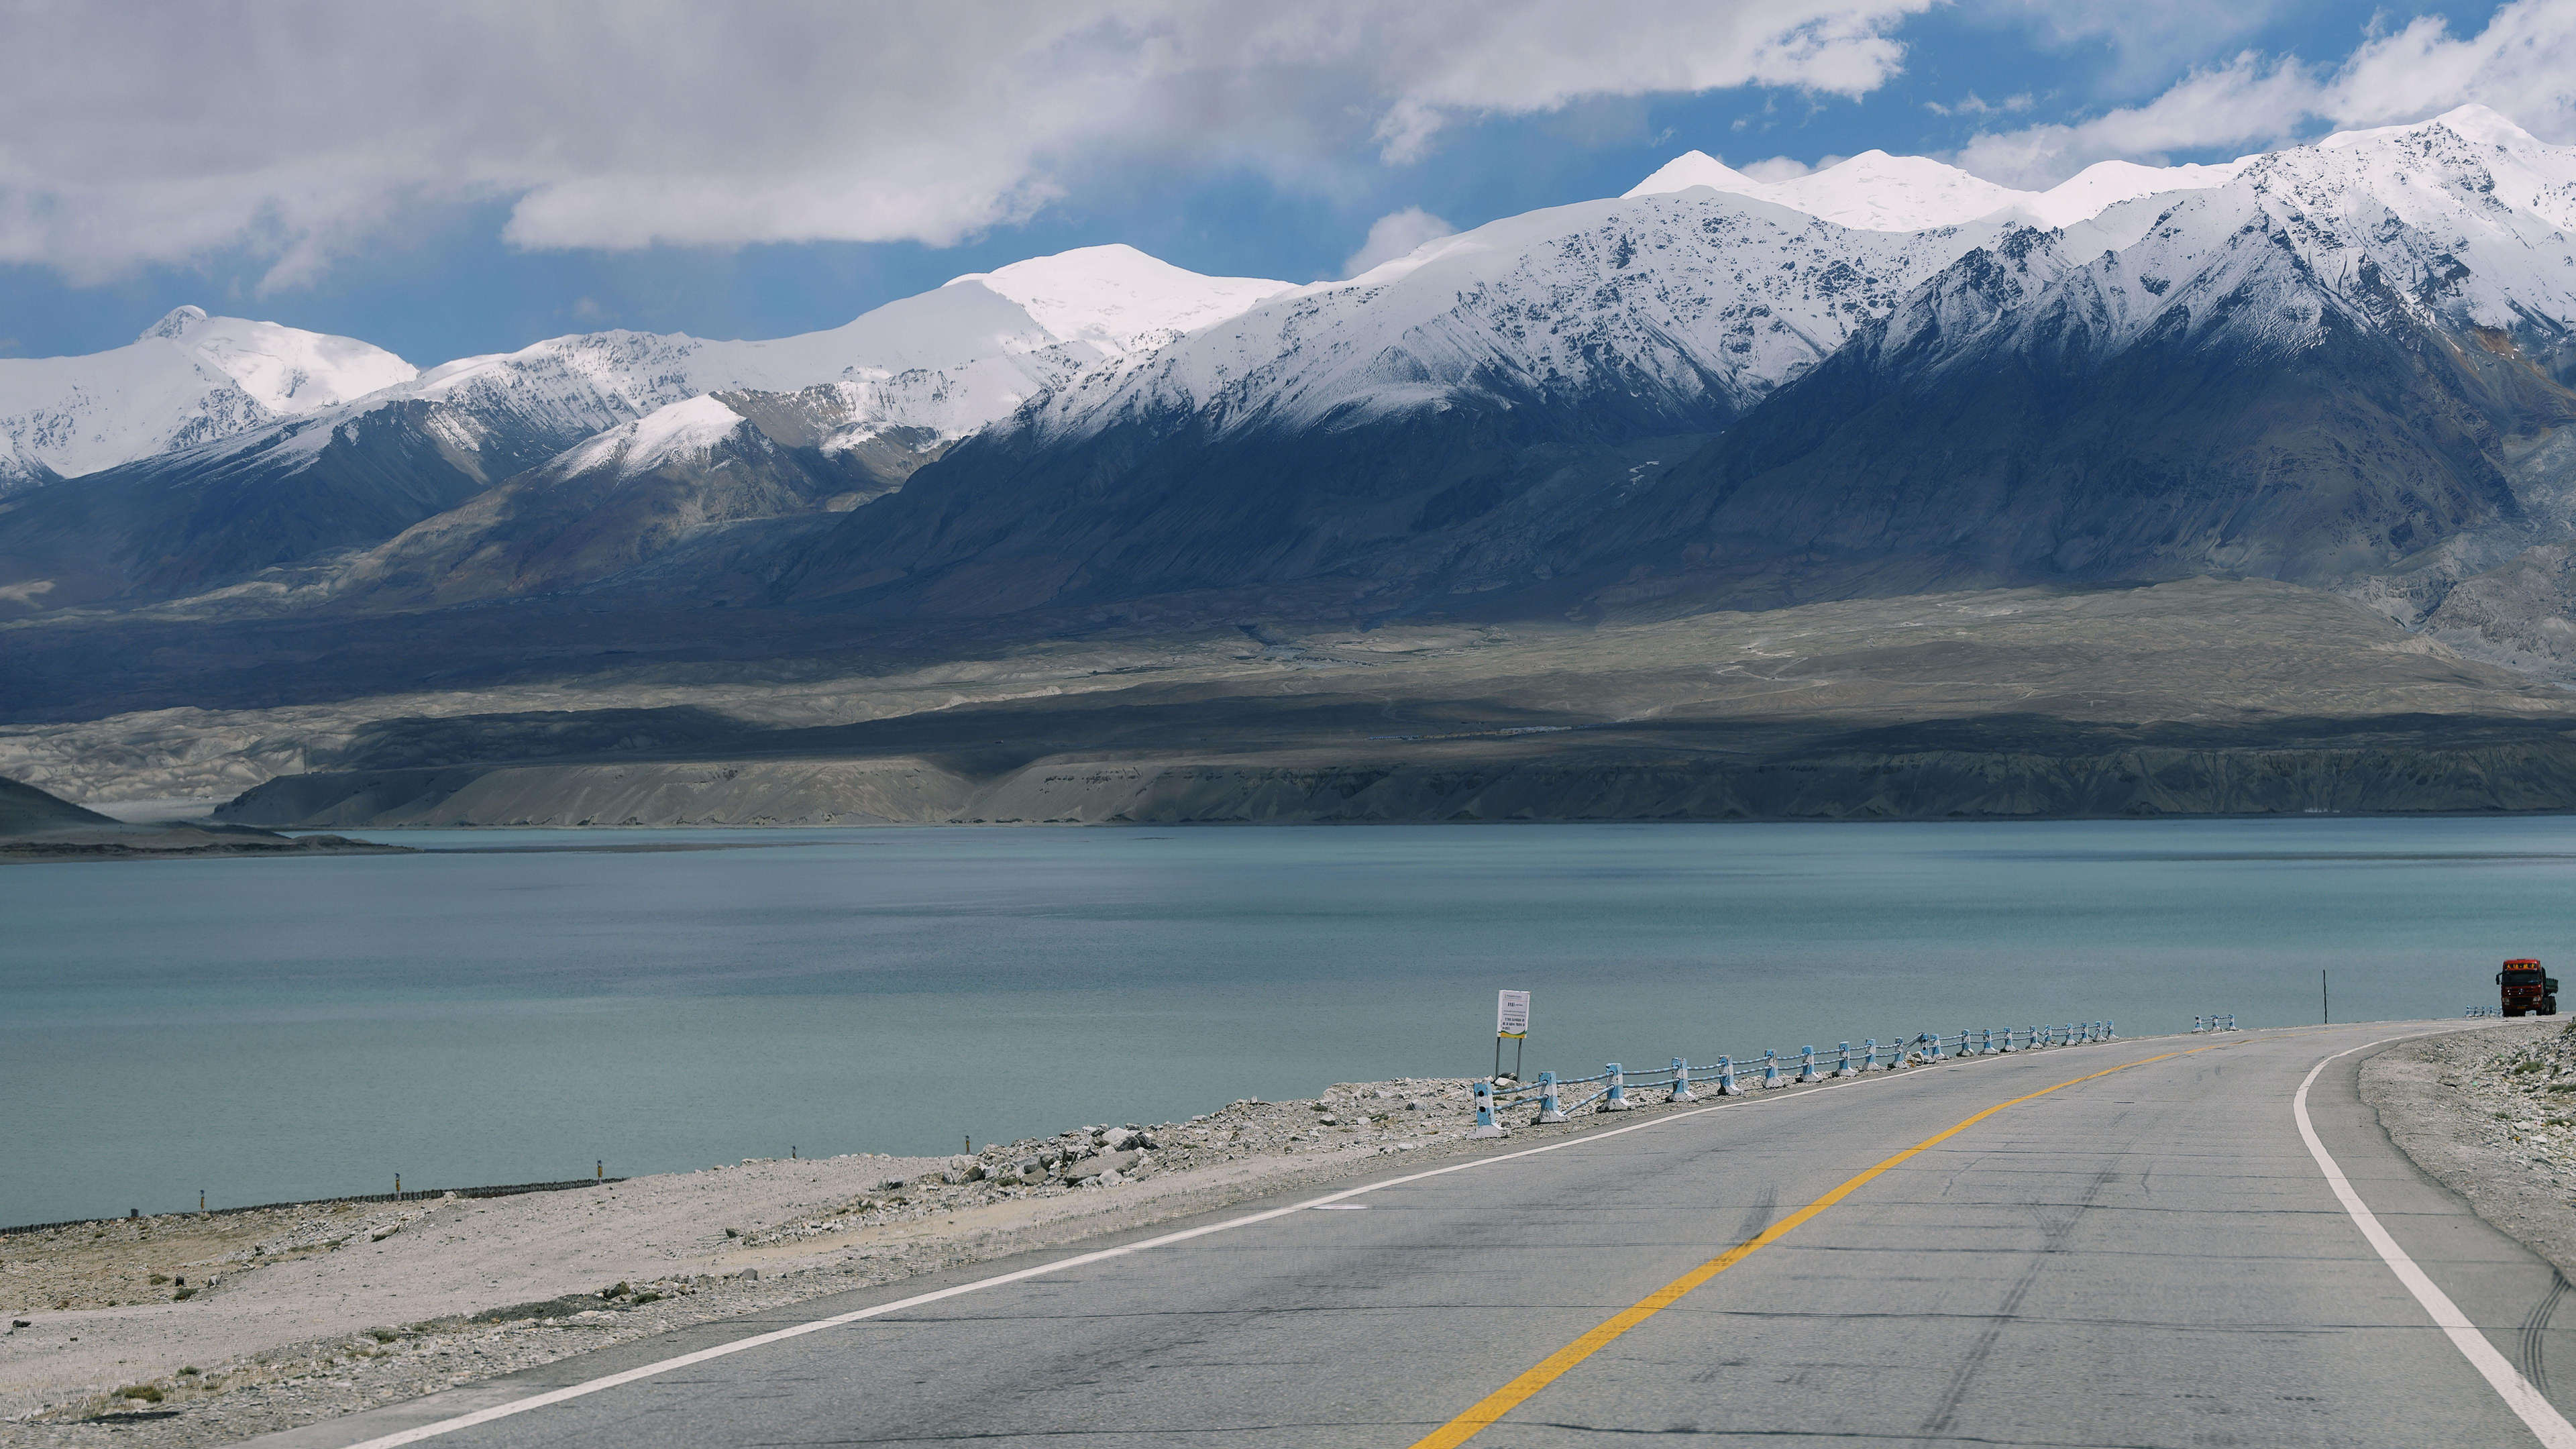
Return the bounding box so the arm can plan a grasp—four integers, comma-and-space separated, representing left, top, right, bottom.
2361, 1018, 2576, 1281
1, 1040, 2062, 1449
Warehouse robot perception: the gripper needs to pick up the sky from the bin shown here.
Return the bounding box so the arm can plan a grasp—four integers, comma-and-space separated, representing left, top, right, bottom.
1, 0, 2566, 368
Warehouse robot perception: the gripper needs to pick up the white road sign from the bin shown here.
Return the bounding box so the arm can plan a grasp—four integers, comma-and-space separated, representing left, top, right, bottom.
1496, 989, 1531, 1038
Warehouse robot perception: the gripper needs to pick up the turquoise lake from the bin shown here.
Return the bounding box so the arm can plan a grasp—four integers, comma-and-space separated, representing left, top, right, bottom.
2, 817, 2565, 1226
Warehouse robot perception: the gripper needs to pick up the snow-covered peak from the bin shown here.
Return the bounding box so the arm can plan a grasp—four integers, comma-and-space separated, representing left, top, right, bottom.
1759, 152, 2031, 231
0, 311, 417, 478
1626, 148, 2036, 231
548, 394, 751, 479
2012, 158, 2247, 229
142, 305, 209, 341
1621, 150, 1760, 199
947, 244, 1291, 353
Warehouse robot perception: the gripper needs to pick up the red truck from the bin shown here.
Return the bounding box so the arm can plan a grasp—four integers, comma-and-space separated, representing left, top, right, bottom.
2499, 959, 2559, 1017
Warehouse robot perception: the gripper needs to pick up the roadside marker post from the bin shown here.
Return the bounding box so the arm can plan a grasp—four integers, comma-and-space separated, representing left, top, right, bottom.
1761, 1050, 1783, 1089
1863, 1039, 1879, 1072
1536, 1072, 1566, 1123
1835, 1042, 1856, 1078
1796, 1046, 1821, 1083
1717, 1056, 1741, 1095
1669, 1058, 1695, 1103
1602, 1063, 1630, 1111
1468, 1081, 1505, 1139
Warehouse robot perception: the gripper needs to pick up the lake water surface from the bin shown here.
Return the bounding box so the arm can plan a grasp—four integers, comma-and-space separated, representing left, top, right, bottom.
3, 818, 2565, 1226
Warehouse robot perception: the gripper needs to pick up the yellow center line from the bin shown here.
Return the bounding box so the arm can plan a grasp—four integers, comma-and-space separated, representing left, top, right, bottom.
1406, 1040, 2237, 1449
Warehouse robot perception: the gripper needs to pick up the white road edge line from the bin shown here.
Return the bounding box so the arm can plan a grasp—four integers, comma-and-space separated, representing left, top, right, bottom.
331, 1035, 2201, 1448
2295, 1035, 2576, 1448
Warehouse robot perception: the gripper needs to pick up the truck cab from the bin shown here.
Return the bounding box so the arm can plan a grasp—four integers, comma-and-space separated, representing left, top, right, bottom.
2499, 959, 2559, 1017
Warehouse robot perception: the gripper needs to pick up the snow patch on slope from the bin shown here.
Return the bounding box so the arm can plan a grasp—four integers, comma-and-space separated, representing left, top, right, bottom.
549, 395, 751, 479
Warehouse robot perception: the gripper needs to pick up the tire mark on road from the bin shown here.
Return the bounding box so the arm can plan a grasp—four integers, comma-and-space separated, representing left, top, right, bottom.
1915, 1162, 2121, 1442
2525, 1269, 2569, 1402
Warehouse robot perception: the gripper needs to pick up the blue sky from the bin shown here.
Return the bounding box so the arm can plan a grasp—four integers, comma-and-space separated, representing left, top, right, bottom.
0, 0, 2534, 367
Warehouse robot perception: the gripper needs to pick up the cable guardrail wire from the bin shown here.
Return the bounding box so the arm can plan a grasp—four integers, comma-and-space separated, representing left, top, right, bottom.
1474, 1019, 2196, 1132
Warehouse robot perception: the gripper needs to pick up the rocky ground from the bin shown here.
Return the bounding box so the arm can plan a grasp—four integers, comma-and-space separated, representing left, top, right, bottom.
2361, 1018, 2576, 1279
0, 1070, 1658, 1448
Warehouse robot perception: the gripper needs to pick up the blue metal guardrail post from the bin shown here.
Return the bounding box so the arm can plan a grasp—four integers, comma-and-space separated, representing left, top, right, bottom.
1670, 1057, 1695, 1102
2226, 1014, 2237, 1031
2106, 1020, 2116, 1039
1797, 1045, 1821, 1083
1470, 1079, 1506, 1138
1603, 1063, 1631, 1112
1761, 1049, 1784, 1089
1979, 1027, 1993, 1055
1537, 1071, 1567, 1123
1927, 1030, 1946, 1063
2064, 1022, 2077, 1045
1864, 1038, 1880, 1071
1718, 1055, 1742, 1095
1835, 1041, 1856, 1077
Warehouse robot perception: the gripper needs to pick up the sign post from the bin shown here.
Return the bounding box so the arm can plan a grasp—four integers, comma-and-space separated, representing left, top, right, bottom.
1495, 989, 1531, 1081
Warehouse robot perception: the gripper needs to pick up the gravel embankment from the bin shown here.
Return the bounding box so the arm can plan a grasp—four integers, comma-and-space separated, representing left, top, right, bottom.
0, 1073, 1573, 1447
2361, 1018, 2576, 1279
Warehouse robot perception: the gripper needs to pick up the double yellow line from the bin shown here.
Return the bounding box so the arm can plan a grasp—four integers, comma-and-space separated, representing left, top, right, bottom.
1407, 1042, 2218, 1448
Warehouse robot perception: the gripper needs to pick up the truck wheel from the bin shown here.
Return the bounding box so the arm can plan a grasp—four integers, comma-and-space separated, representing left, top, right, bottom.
2547, 998, 2560, 1016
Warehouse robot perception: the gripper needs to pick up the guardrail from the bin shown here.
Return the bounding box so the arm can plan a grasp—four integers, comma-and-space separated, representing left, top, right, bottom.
1468, 1021, 2153, 1135
2464, 1006, 2501, 1018
2192, 1015, 2239, 1033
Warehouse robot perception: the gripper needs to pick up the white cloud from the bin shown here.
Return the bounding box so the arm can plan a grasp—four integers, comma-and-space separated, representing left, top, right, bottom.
0, 0, 1931, 287
1923, 91, 2033, 117
1953, 0, 2576, 186
1340, 207, 1457, 277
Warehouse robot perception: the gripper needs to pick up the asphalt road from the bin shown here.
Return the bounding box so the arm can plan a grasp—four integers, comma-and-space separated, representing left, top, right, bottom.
260, 1022, 2576, 1448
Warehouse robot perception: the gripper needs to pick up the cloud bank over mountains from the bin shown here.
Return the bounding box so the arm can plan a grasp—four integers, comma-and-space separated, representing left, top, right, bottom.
0, 0, 1929, 288
1, 0, 2572, 300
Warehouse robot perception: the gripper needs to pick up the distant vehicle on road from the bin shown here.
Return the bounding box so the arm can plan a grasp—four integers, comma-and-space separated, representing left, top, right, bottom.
2498, 958, 2559, 1017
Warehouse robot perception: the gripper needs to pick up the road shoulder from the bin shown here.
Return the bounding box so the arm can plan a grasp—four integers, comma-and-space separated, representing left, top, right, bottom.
2361, 1019, 2576, 1281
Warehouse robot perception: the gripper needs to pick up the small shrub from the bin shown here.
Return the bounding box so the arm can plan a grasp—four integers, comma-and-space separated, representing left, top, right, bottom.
118, 1385, 163, 1403
172, 1288, 196, 1301
602, 1281, 630, 1299
367, 1328, 399, 1342
178, 1368, 199, 1377
631, 1291, 661, 1305
147, 1274, 170, 1285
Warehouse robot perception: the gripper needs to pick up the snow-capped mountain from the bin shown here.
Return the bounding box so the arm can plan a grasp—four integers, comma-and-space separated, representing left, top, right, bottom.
1016, 191, 1995, 448
0, 306, 415, 488
0, 246, 1287, 610
364, 243, 1289, 463
1573, 105, 2576, 592
1623, 148, 2243, 232
781, 106, 2576, 614
778, 189, 2004, 609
